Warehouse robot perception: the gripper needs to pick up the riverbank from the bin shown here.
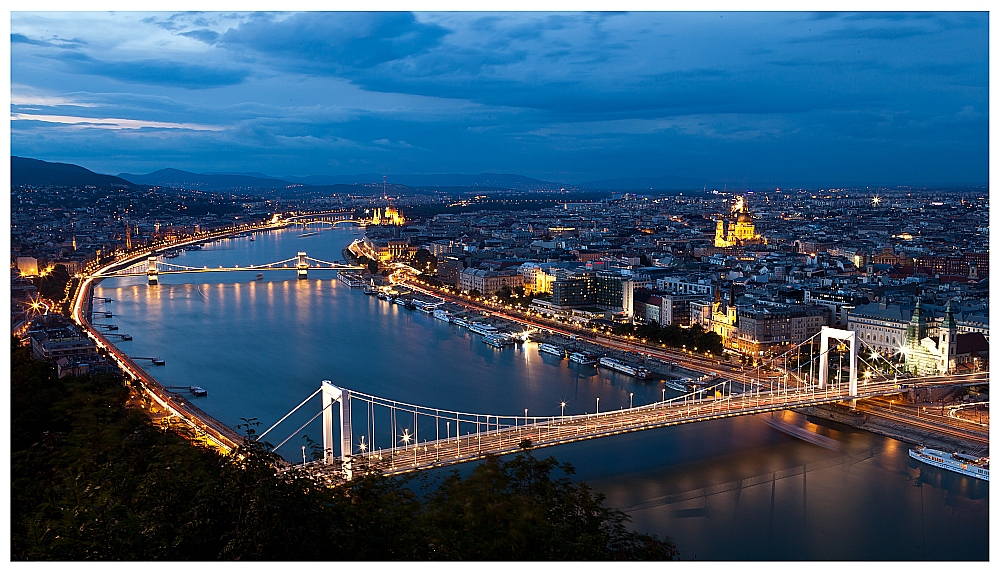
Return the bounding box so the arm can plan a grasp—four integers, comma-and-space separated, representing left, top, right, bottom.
404, 279, 989, 454
801, 403, 989, 457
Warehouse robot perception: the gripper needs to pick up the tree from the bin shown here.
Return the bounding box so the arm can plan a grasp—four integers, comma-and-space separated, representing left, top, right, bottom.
10, 337, 678, 561
412, 249, 437, 273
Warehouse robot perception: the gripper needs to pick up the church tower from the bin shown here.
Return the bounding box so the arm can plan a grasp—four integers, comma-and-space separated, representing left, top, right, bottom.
905, 298, 928, 349
938, 300, 958, 373
714, 219, 729, 247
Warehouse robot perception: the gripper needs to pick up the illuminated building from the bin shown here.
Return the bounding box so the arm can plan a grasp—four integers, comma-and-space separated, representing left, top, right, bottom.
714, 195, 766, 248
372, 202, 406, 226
904, 299, 958, 376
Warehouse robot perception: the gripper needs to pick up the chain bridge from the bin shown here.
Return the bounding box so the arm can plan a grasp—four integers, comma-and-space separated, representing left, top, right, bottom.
102, 251, 363, 283
260, 328, 988, 479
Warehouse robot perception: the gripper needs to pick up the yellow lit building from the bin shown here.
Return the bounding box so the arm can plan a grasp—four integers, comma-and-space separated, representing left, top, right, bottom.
372, 203, 406, 226
714, 196, 766, 247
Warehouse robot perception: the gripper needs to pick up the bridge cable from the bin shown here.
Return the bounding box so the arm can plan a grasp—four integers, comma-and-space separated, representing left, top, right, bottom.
258, 387, 322, 441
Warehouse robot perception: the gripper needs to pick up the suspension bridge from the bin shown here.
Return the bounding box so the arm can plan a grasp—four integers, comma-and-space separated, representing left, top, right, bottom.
101, 251, 363, 283
260, 327, 988, 480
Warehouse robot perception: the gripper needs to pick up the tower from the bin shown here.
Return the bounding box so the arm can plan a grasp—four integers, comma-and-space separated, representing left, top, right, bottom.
938, 300, 958, 373
714, 219, 729, 247
905, 298, 928, 349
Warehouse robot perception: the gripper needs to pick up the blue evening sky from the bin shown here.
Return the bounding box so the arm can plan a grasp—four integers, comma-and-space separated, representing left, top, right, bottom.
9, 11, 988, 186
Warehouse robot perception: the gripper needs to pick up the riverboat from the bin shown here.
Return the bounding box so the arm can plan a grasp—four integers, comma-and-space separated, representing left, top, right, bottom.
599, 357, 653, 379
189, 386, 207, 397
337, 271, 365, 288
468, 322, 499, 336
183, 244, 202, 251
163, 250, 180, 258
453, 317, 469, 328
909, 445, 989, 481
256, 273, 264, 281
569, 352, 598, 365
664, 379, 689, 392
483, 334, 514, 348
538, 343, 565, 358
433, 308, 452, 322
299, 231, 318, 238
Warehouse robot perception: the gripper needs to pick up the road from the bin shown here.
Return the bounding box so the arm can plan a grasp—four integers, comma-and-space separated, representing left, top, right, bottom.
324, 373, 985, 477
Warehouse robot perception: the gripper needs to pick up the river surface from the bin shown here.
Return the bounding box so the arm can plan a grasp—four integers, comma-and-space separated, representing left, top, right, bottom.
95, 227, 988, 560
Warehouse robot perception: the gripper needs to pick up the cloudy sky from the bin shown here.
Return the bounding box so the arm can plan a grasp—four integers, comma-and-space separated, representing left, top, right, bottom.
9, 11, 988, 186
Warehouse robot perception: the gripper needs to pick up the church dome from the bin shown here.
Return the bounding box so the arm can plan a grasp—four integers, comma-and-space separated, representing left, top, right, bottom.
737, 212, 752, 223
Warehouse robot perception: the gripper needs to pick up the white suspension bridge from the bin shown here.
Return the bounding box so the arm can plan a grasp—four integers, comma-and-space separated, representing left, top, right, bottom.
259, 327, 987, 480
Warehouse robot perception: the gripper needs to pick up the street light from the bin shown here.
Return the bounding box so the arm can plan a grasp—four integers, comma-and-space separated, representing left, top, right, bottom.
596, 397, 600, 414
560, 401, 566, 417
662, 388, 666, 403
630, 392, 634, 409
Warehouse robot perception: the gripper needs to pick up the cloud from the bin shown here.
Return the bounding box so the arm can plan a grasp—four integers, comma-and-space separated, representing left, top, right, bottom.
11, 32, 85, 49
11, 113, 223, 131
49, 52, 250, 88
219, 12, 449, 71
180, 29, 220, 44
10, 87, 97, 107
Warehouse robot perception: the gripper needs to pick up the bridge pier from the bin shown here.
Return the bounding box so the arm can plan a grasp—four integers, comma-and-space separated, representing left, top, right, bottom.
818, 326, 859, 397
321, 381, 353, 479
297, 251, 308, 280
146, 256, 158, 285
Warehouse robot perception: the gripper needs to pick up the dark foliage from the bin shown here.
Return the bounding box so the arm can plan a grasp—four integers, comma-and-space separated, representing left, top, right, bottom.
11, 338, 677, 561
606, 321, 725, 355
33, 264, 72, 302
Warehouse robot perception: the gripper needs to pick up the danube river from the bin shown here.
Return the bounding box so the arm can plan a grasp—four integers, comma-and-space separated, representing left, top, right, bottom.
96, 227, 988, 560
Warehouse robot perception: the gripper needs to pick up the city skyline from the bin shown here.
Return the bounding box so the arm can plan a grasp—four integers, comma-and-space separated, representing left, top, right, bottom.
10, 11, 989, 187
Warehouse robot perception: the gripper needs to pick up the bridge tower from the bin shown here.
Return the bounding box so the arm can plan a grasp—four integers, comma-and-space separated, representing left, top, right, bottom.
297, 251, 308, 280
146, 256, 159, 285
321, 380, 353, 478
818, 326, 859, 396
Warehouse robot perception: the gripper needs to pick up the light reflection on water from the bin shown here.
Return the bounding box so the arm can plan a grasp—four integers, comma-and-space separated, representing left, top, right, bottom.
95, 227, 988, 560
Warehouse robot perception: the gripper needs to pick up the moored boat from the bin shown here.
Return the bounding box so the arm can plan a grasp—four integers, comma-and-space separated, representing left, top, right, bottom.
598, 357, 652, 379
468, 322, 499, 336
909, 446, 989, 481
538, 343, 565, 358
569, 352, 598, 365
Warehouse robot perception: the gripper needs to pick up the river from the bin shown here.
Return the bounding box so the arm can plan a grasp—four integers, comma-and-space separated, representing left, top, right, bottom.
95, 226, 988, 560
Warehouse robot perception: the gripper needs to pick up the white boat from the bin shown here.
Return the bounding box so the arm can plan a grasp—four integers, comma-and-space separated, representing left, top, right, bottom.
569, 352, 598, 365
453, 317, 469, 328
483, 334, 513, 348
664, 379, 689, 392
433, 308, 452, 322
468, 322, 499, 336
599, 357, 653, 380
909, 446, 989, 481
538, 343, 565, 358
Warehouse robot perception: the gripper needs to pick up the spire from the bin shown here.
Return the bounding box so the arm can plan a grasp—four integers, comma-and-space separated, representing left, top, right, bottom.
942, 299, 957, 331
906, 297, 928, 347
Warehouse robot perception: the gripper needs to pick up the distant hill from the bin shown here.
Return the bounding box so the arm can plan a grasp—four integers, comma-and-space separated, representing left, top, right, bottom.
118, 168, 295, 190
11, 156, 137, 189
283, 173, 563, 191
580, 174, 711, 191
